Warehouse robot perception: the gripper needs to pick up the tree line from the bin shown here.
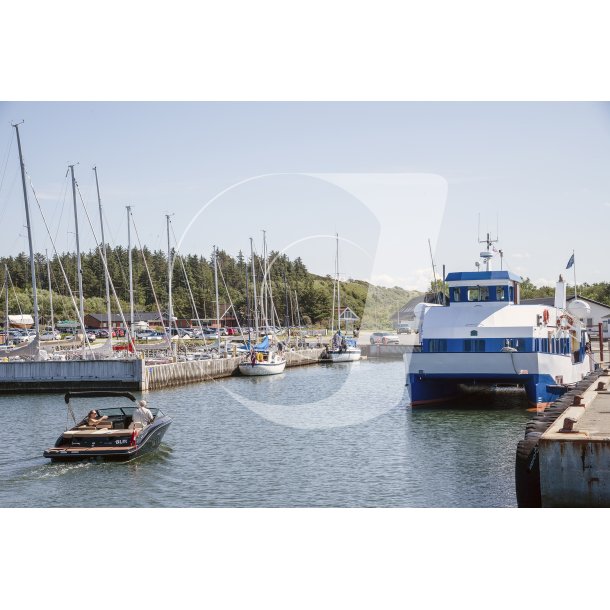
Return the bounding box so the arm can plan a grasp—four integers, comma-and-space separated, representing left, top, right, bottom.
0, 247, 418, 330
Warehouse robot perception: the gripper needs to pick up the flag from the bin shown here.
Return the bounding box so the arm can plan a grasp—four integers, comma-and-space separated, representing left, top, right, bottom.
566, 254, 575, 269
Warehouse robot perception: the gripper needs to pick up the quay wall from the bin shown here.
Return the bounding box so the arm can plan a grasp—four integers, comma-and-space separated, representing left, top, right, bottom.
362, 344, 417, 359
538, 369, 610, 508
0, 359, 143, 393
144, 348, 325, 391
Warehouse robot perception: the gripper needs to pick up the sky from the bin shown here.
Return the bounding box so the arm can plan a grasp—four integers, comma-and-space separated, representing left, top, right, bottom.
0, 102, 609, 291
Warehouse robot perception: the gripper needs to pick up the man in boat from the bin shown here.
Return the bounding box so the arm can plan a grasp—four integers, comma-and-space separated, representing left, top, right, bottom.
332, 330, 342, 350
132, 400, 154, 427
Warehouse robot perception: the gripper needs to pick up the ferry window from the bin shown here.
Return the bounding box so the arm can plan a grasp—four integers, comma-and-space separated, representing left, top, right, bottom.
496, 286, 506, 301
452, 288, 461, 302
429, 339, 447, 352
464, 339, 485, 352
467, 287, 479, 301
480, 287, 489, 301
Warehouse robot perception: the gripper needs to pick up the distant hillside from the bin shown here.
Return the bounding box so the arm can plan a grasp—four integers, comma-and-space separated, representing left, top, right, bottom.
0, 248, 420, 330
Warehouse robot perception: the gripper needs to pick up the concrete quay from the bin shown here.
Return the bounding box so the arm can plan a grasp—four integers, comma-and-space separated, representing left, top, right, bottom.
0, 359, 144, 393
0, 348, 326, 394
538, 368, 610, 507
142, 347, 325, 391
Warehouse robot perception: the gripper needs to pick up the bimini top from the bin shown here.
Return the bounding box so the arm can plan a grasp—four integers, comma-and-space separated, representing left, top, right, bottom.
445, 270, 523, 283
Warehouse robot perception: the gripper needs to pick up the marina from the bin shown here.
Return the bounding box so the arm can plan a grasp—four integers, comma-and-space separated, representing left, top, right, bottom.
0, 359, 531, 508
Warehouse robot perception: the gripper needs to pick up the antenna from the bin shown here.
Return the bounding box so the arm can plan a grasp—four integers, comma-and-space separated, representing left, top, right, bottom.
477, 214, 499, 272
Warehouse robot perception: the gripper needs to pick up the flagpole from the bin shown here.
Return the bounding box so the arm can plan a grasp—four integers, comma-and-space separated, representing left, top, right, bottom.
572, 249, 577, 299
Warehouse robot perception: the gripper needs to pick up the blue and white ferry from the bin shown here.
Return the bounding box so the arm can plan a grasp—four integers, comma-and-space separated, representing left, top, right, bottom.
405, 239, 596, 408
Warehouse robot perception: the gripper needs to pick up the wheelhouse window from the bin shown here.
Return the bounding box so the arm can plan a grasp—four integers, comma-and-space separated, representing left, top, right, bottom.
467, 286, 490, 302
451, 287, 461, 302
496, 286, 507, 301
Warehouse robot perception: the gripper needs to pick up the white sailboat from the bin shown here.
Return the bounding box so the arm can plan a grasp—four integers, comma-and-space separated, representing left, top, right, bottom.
238, 235, 286, 376
321, 233, 361, 363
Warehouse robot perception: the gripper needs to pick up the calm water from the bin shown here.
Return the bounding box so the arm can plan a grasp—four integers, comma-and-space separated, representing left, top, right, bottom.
0, 360, 530, 507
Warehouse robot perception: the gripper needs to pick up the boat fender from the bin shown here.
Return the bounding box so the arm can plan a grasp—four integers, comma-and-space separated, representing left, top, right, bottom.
543, 309, 549, 324
256, 352, 263, 362
515, 437, 542, 508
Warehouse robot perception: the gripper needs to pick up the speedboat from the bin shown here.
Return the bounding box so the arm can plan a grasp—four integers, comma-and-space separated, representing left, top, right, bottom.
43, 391, 172, 462
405, 238, 596, 409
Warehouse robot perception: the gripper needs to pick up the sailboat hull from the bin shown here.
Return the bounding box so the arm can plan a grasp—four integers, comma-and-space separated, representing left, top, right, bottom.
321, 348, 362, 363
238, 360, 286, 376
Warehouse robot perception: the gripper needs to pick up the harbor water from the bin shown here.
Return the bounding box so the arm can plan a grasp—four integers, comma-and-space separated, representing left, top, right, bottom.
0, 360, 531, 508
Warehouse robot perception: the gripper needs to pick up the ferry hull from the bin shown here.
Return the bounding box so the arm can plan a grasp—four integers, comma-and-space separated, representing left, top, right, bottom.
405, 351, 594, 407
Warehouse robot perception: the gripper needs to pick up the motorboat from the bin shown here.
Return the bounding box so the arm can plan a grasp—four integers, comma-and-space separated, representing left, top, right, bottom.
43, 391, 172, 462
405, 237, 597, 408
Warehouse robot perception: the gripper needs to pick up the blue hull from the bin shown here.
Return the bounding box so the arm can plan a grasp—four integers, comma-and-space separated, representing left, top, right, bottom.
407, 372, 562, 407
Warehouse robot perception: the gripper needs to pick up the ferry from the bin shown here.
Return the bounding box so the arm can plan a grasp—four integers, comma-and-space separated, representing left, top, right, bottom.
404, 239, 596, 408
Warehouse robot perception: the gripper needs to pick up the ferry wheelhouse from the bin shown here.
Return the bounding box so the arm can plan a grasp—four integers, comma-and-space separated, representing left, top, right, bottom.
405, 246, 596, 408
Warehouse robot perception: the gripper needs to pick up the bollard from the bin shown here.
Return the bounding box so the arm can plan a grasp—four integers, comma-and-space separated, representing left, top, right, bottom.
573, 395, 584, 406
559, 417, 577, 433
597, 381, 607, 391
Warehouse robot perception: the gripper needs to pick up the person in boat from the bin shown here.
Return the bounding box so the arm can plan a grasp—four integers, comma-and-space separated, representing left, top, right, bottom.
87, 410, 109, 427
332, 330, 342, 350
340, 336, 347, 352
132, 399, 154, 427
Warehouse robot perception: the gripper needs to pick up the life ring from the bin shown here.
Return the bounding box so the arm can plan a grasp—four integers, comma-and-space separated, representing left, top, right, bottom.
557, 315, 575, 328
543, 309, 549, 324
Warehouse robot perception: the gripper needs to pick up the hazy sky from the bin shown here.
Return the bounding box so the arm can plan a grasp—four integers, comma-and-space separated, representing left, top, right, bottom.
0, 102, 608, 291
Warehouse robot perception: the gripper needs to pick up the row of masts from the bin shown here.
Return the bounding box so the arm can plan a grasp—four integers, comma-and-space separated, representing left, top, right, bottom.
10, 123, 303, 353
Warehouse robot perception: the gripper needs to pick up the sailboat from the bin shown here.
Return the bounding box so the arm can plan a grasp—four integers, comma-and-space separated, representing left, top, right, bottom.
238, 236, 286, 376
321, 234, 361, 363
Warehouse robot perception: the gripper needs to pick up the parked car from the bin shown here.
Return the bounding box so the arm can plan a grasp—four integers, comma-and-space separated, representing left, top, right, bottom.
95, 329, 110, 339
226, 327, 239, 336
370, 331, 400, 345
40, 331, 61, 341
396, 323, 413, 334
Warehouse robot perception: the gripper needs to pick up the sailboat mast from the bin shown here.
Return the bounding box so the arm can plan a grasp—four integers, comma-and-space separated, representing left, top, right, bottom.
126, 206, 134, 329
69, 164, 85, 335
213, 246, 221, 350
93, 167, 112, 336
166, 214, 173, 338
245, 254, 251, 345
13, 123, 40, 337
336, 233, 341, 333
261, 230, 267, 333
250, 238, 259, 338
4, 264, 9, 338
46, 250, 54, 332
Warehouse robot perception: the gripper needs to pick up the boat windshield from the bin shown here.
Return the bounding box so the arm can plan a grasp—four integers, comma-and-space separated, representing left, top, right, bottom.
95, 406, 162, 417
